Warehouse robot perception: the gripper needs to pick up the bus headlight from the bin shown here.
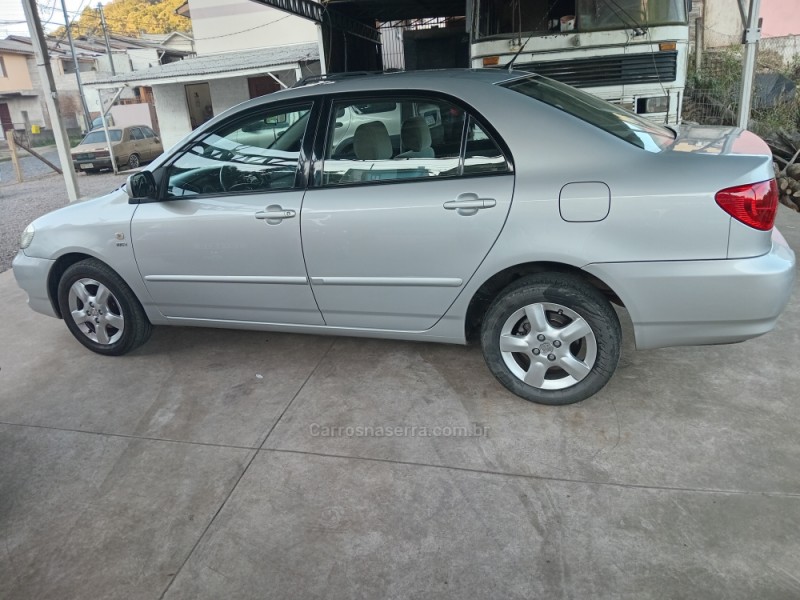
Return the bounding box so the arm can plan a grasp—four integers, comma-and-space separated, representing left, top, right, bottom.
637, 96, 670, 114
20, 223, 35, 249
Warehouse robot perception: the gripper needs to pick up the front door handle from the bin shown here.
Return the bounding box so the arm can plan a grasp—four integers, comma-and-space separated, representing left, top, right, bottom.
255, 204, 296, 225
443, 193, 497, 216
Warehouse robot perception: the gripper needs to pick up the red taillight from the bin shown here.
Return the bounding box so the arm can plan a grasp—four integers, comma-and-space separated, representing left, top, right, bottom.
715, 179, 778, 231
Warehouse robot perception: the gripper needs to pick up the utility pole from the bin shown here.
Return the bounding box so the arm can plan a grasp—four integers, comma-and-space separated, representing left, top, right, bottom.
97, 2, 116, 75
737, 0, 762, 129
21, 0, 80, 201
60, 0, 92, 130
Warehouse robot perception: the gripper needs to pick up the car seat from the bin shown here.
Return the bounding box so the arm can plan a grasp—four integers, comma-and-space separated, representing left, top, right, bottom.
397, 116, 435, 159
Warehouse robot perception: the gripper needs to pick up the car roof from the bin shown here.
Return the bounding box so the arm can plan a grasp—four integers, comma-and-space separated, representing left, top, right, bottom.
232, 68, 529, 112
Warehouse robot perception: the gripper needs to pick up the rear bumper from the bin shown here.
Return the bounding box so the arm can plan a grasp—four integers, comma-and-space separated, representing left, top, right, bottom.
584, 228, 796, 350
12, 251, 58, 318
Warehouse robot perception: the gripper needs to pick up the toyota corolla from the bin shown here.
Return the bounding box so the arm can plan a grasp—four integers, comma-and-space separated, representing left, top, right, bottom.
13, 69, 796, 405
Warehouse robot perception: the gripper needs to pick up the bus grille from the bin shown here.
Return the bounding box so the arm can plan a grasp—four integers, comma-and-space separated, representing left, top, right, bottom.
514, 51, 678, 88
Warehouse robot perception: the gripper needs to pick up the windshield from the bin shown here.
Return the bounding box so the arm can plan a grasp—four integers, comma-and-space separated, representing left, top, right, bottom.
82, 130, 121, 144
475, 0, 686, 39
500, 74, 674, 151
577, 0, 686, 31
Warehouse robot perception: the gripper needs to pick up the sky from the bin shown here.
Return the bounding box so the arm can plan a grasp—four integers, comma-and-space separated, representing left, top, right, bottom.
0, 0, 104, 38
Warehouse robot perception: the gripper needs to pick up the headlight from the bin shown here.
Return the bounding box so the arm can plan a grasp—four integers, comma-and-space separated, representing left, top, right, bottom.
20, 223, 35, 249
637, 96, 670, 114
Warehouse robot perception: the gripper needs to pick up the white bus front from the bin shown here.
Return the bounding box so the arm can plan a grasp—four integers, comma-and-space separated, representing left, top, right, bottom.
470, 0, 690, 124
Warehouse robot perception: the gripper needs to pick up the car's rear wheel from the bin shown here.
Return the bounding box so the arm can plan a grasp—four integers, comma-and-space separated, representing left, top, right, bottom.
480, 274, 621, 405
57, 259, 152, 356
128, 153, 140, 169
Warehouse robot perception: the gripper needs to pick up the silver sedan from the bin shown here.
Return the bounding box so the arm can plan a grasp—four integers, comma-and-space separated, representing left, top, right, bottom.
13, 69, 796, 405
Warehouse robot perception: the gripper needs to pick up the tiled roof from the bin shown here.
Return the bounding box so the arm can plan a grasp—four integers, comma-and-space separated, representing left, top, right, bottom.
92, 42, 319, 85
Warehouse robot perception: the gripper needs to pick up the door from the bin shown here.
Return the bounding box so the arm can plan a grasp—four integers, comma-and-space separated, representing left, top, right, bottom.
0, 103, 12, 133
128, 127, 145, 162
302, 96, 514, 331
247, 75, 281, 99
140, 126, 162, 160
131, 102, 323, 325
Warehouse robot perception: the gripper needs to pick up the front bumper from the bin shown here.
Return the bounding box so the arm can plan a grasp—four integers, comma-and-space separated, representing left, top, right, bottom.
72, 156, 113, 171
584, 228, 796, 350
12, 251, 58, 318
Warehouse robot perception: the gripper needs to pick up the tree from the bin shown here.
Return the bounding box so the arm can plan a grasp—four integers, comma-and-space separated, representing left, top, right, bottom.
53, 0, 191, 38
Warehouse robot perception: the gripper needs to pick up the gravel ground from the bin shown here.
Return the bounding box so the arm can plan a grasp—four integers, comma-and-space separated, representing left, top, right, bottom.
0, 170, 128, 273
0, 147, 64, 181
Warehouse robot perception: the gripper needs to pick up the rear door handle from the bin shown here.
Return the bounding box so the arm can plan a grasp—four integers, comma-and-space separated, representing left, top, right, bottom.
443, 193, 497, 216
255, 204, 296, 224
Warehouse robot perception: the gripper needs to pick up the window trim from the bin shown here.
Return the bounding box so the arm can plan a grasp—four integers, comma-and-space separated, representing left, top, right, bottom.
155, 99, 321, 203
310, 89, 513, 190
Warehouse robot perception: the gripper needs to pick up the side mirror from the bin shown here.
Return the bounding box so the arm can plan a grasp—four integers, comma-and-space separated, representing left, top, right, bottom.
126, 171, 157, 201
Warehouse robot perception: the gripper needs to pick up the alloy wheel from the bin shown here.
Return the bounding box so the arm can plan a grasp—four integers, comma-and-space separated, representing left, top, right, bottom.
498, 302, 597, 390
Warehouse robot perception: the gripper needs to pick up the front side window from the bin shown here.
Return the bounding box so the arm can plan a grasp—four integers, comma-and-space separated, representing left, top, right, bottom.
322, 96, 508, 186
166, 104, 312, 198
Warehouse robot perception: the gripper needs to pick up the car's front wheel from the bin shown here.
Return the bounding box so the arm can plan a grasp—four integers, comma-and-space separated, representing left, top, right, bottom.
57, 259, 152, 356
480, 274, 621, 405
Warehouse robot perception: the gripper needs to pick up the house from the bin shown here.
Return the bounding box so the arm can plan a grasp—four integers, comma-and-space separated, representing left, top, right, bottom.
88, 0, 322, 149
701, 0, 800, 51
0, 32, 194, 139
0, 38, 38, 135
0, 36, 100, 136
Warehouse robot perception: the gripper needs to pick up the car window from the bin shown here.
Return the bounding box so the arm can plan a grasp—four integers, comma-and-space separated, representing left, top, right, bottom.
464, 116, 509, 175
322, 97, 465, 186
130, 128, 144, 140
500, 74, 674, 152
165, 104, 312, 198
141, 127, 155, 138
82, 130, 121, 143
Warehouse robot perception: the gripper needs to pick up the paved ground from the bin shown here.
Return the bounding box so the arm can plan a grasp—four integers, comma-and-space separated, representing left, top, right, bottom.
0, 209, 798, 599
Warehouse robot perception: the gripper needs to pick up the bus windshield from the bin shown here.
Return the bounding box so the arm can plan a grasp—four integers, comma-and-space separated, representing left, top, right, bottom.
475, 0, 687, 39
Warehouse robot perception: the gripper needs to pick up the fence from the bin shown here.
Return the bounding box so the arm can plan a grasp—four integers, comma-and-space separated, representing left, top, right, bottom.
684, 32, 800, 138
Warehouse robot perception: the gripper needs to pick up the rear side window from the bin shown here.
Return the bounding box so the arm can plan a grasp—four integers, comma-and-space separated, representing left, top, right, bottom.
321, 96, 509, 186
500, 74, 674, 152
464, 116, 507, 175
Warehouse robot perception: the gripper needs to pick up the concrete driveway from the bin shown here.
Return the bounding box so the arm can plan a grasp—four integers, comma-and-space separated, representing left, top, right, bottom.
1, 209, 799, 599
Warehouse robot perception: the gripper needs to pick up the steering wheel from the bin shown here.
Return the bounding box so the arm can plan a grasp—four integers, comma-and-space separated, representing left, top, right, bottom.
229, 182, 259, 192
219, 165, 238, 192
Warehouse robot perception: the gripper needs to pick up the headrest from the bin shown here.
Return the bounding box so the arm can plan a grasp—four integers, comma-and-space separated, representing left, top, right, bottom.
401, 116, 432, 152
353, 121, 392, 160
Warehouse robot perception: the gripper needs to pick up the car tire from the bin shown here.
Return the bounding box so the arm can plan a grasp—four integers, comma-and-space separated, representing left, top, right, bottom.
128, 153, 140, 169
480, 273, 621, 405
57, 258, 152, 356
